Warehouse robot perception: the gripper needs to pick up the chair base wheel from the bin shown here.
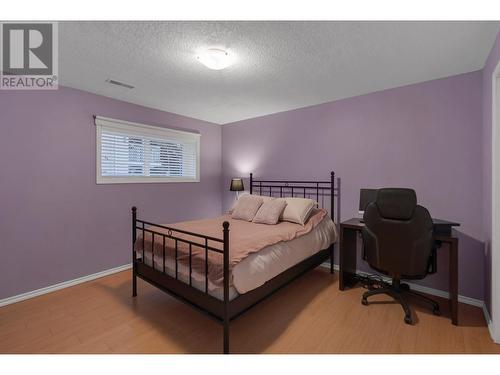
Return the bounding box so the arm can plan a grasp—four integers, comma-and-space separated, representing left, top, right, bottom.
404, 315, 413, 325
361, 298, 368, 306
433, 307, 441, 316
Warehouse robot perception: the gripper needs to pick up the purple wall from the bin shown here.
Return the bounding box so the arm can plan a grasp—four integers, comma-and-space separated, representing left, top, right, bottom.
0, 86, 222, 300
482, 31, 500, 315
0, 69, 489, 302
222, 71, 484, 300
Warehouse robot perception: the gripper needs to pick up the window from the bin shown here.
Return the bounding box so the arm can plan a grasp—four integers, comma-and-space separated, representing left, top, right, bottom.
95, 116, 200, 183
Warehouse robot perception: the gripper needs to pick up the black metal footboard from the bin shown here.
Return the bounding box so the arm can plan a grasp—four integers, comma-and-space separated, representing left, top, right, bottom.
132, 207, 231, 352
131, 171, 340, 354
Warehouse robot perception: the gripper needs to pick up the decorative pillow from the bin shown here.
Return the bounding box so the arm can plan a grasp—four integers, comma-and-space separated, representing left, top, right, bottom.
252, 198, 287, 225
229, 193, 275, 214
228, 191, 250, 214
251, 193, 274, 203
231, 194, 264, 221
280, 197, 317, 225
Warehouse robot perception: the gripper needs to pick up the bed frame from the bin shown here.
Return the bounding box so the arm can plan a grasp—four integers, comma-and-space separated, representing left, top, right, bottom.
131, 171, 340, 353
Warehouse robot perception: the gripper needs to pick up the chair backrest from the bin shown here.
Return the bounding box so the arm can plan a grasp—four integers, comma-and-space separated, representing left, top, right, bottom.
361, 188, 434, 278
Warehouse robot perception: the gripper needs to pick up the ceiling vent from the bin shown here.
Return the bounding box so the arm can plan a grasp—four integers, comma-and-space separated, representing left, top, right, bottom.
105, 79, 134, 89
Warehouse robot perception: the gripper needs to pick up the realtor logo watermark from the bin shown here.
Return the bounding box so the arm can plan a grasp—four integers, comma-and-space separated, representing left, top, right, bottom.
0, 22, 58, 90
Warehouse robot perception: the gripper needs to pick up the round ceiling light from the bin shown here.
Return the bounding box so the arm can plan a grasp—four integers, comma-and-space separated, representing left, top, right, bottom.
197, 48, 233, 70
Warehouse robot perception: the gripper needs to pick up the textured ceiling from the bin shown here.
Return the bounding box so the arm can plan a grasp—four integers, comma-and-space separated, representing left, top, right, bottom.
59, 21, 500, 124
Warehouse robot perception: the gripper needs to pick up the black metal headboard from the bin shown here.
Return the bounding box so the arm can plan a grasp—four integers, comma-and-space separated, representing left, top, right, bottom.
249, 171, 341, 223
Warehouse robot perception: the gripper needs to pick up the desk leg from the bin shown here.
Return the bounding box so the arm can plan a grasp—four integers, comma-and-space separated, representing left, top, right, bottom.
330, 244, 334, 274
339, 226, 358, 290
449, 238, 459, 325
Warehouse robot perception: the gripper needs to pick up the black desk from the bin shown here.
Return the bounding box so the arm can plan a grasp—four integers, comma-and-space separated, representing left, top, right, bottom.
339, 217, 460, 325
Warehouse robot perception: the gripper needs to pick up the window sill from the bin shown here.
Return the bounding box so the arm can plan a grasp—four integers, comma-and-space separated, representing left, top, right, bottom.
96, 176, 200, 184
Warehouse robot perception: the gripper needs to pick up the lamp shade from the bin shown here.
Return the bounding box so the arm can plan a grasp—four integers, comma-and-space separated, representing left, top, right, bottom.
230, 178, 244, 191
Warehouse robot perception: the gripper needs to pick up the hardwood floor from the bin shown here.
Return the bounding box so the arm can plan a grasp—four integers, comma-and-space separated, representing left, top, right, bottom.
0, 268, 498, 354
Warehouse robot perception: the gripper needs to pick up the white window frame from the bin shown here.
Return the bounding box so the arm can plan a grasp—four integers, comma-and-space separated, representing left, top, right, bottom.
95, 116, 200, 184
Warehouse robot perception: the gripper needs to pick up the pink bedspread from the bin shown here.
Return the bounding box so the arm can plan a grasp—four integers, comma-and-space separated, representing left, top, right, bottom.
134, 208, 327, 286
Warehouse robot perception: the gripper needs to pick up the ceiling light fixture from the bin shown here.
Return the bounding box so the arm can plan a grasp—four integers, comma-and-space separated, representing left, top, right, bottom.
197, 48, 233, 70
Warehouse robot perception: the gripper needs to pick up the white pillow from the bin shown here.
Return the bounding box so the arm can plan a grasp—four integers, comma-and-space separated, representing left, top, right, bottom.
280, 197, 317, 225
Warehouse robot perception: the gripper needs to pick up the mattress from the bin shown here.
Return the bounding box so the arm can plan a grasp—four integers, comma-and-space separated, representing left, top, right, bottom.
140, 215, 337, 301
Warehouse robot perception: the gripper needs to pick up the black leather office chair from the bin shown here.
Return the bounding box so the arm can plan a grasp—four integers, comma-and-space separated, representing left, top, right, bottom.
361, 188, 440, 324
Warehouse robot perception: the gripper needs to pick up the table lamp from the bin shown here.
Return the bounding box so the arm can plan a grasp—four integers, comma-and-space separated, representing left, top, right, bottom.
230, 178, 244, 199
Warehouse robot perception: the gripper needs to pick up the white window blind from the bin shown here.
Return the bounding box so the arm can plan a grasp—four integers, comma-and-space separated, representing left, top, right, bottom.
95, 116, 200, 184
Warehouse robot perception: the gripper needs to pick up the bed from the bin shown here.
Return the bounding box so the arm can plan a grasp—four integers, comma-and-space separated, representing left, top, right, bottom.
132, 172, 340, 353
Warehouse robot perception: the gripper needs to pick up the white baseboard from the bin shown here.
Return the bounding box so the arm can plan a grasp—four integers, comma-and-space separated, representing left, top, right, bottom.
482, 303, 499, 344
320, 262, 484, 308
0, 263, 132, 308
483, 303, 493, 327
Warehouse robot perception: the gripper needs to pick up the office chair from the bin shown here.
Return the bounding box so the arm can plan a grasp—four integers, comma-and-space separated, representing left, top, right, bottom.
361, 188, 440, 324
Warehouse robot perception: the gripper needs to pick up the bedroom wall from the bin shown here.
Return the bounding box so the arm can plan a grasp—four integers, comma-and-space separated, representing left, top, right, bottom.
222, 70, 484, 300
0, 86, 222, 300
482, 30, 500, 317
